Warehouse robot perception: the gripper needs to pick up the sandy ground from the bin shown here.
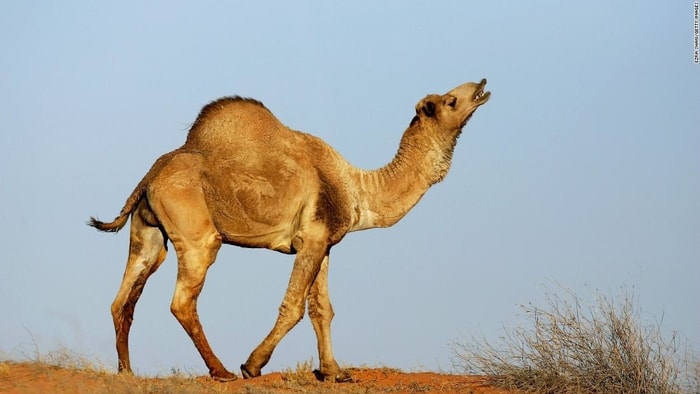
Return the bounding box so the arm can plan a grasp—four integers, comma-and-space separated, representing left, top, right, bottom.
0, 361, 517, 393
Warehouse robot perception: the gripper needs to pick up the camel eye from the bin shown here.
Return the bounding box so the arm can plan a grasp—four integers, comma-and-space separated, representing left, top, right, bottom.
446, 96, 457, 108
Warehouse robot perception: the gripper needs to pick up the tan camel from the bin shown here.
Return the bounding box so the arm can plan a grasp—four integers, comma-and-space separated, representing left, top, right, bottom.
89, 79, 490, 382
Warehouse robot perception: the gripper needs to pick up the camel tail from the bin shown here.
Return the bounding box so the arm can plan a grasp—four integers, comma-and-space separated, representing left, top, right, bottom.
87, 184, 145, 233
87, 149, 182, 233
88, 213, 131, 233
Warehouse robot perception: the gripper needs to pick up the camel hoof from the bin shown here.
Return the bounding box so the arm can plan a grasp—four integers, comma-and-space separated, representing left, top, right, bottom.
313, 369, 354, 383
211, 369, 238, 382
240, 364, 260, 379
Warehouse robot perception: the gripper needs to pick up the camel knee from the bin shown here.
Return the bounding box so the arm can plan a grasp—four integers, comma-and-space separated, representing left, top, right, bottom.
170, 259, 209, 326
278, 301, 306, 326
170, 296, 194, 323
308, 297, 334, 321
111, 299, 122, 320
111, 295, 137, 329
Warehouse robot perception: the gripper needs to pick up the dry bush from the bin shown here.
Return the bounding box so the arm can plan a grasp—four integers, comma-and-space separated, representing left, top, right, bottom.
452, 286, 693, 393
683, 352, 700, 394
281, 357, 317, 386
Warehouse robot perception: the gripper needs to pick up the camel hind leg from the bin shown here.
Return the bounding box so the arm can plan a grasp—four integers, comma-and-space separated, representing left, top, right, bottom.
147, 171, 237, 382
111, 199, 168, 374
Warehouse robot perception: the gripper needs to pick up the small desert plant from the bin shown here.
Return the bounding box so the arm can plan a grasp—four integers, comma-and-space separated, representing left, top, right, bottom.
281, 357, 317, 386
452, 286, 690, 393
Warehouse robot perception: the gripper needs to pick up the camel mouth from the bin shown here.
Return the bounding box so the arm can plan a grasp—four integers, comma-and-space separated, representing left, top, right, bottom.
472, 79, 490, 104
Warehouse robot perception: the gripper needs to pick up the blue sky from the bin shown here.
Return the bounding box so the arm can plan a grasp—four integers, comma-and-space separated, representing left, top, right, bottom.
1, 1, 698, 376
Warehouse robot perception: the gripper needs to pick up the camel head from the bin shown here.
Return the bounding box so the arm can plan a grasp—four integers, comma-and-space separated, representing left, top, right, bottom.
414, 78, 490, 132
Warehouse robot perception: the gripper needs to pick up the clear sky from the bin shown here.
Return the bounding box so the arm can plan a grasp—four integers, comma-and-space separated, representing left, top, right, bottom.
1, 1, 698, 376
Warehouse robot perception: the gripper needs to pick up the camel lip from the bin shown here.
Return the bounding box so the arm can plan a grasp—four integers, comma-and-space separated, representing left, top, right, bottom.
472, 79, 490, 104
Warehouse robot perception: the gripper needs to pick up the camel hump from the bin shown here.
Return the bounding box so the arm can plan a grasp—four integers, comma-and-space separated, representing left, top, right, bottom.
183, 96, 282, 152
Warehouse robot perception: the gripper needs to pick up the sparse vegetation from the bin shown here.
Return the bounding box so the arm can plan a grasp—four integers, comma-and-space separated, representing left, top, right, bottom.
452, 286, 697, 393
6, 286, 696, 393
280, 357, 317, 386
0, 350, 478, 393
0, 357, 222, 394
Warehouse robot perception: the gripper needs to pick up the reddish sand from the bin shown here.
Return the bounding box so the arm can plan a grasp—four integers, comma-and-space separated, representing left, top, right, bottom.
0, 361, 518, 393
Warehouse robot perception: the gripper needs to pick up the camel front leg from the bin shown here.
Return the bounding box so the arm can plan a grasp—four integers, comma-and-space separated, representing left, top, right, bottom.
241, 235, 328, 379
307, 255, 352, 382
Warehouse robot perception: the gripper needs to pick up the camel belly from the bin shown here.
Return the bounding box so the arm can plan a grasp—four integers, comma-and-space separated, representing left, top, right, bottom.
201, 164, 312, 254
222, 230, 297, 254
206, 188, 307, 253
196, 146, 323, 254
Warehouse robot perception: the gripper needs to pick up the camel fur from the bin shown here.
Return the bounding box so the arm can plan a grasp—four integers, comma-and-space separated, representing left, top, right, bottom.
89, 79, 491, 382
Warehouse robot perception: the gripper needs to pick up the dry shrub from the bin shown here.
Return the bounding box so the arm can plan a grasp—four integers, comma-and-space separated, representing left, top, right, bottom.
452, 286, 694, 393
281, 357, 316, 386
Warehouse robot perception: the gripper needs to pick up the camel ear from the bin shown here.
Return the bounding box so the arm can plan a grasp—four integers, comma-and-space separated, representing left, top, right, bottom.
416, 95, 439, 118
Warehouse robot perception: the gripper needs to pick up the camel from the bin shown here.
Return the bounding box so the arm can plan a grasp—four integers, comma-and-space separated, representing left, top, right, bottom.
88, 79, 490, 382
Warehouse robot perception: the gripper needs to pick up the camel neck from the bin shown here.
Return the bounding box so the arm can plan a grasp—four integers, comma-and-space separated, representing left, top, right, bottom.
348, 123, 457, 231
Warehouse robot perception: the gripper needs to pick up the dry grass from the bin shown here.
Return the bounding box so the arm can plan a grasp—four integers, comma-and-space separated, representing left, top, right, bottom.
0, 347, 229, 394
0, 351, 480, 394
280, 357, 316, 384
452, 285, 698, 393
